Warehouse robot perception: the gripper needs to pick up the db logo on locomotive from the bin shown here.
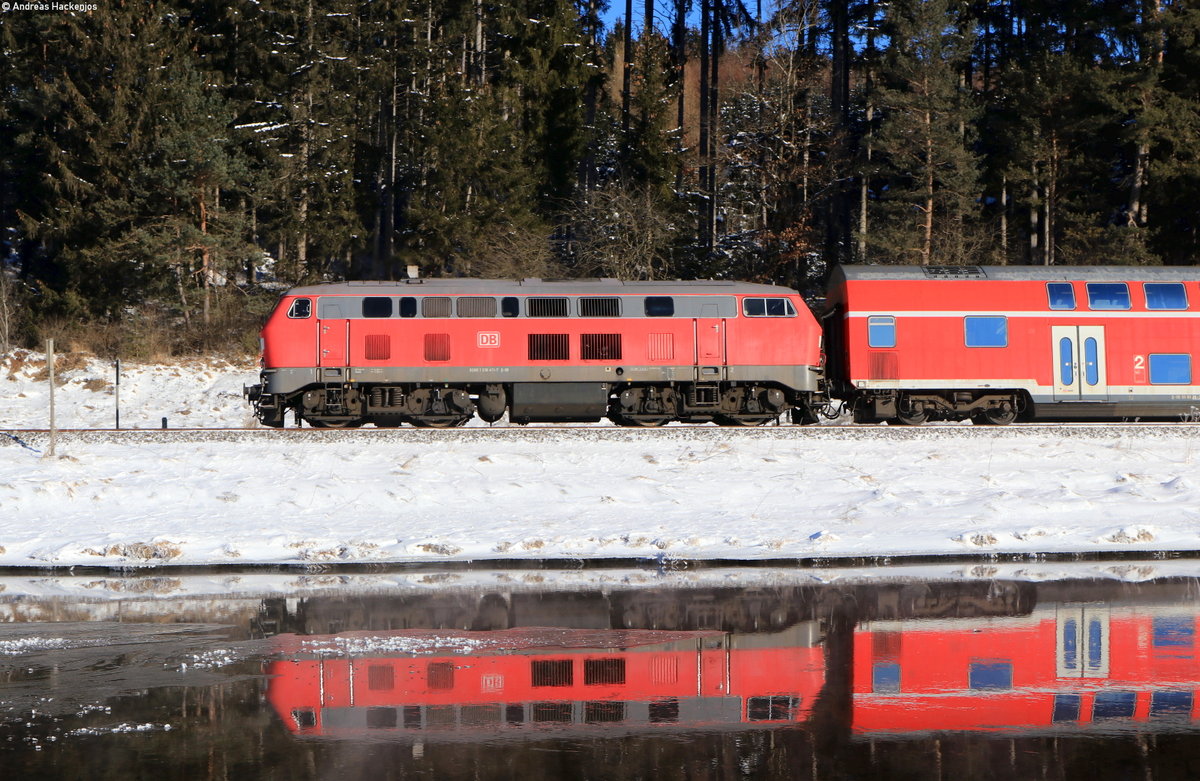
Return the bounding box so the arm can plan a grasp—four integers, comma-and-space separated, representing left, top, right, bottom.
477, 332, 501, 348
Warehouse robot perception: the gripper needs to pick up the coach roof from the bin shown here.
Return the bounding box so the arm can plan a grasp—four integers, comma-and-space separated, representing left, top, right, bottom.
833, 264, 1200, 283
287, 278, 799, 297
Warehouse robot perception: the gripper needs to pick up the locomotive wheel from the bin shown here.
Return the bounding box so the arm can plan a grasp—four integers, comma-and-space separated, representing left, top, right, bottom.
308, 418, 363, 429
410, 415, 472, 428
714, 414, 774, 427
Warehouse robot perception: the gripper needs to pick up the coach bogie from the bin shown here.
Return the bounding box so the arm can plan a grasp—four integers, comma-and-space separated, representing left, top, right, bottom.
852, 389, 1026, 425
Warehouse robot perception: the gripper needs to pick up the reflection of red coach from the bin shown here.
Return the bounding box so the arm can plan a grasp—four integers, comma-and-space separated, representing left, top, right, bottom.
267, 625, 825, 739
824, 266, 1200, 424
854, 606, 1200, 735
246, 279, 823, 428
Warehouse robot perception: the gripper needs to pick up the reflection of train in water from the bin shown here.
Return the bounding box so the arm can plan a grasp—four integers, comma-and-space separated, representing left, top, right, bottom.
854, 602, 1200, 735
267, 625, 825, 740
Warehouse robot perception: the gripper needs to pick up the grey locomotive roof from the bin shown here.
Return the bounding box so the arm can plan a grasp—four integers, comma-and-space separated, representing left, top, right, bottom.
833, 264, 1200, 283
287, 278, 799, 296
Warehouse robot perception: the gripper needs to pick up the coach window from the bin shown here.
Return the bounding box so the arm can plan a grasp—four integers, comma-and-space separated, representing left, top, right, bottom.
287, 298, 312, 319
362, 297, 393, 318
1047, 283, 1075, 310
1086, 283, 1131, 310
399, 297, 417, 318
501, 297, 520, 318
867, 316, 896, 348
1149, 354, 1192, 385
1144, 282, 1188, 310
645, 296, 675, 317
965, 316, 1008, 347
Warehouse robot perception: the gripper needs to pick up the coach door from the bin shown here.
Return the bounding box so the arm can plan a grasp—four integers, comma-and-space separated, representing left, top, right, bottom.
1052, 325, 1108, 401
317, 298, 349, 367
694, 303, 726, 380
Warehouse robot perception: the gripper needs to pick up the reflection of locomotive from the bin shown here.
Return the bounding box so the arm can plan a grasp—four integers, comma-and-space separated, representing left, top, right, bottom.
267, 625, 825, 740
853, 604, 1200, 735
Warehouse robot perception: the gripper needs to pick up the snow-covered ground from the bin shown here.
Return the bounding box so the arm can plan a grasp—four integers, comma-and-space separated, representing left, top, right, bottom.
2, 349, 1200, 569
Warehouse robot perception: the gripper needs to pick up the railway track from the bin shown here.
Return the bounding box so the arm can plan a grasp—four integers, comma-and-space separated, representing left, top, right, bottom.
4, 421, 1199, 447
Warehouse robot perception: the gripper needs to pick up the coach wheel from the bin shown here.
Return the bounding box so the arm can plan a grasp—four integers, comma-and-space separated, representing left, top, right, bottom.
976, 406, 1017, 426
894, 404, 928, 426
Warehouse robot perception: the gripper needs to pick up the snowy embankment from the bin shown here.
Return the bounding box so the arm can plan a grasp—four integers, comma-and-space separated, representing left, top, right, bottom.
2, 349, 1200, 569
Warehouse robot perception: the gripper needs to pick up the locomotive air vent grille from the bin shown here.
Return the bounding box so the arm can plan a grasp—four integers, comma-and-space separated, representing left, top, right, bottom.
648, 333, 674, 361
529, 333, 569, 360
427, 661, 455, 690
425, 333, 451, 362
528, 297, 570, 317
584, 702, 626, 724
531, 659, 573, 687
422, 296, 452, 318
922, 266, 986, 279
532, 703, 573, 723
868, 351, 897, 380
581, 333, 622, 360
649, 654, 679, 684
457, 296, 497, 317
579, 297, 621, 317
584, 658, 626, 686
367, 664, 395, 691
364, 334, 391, 360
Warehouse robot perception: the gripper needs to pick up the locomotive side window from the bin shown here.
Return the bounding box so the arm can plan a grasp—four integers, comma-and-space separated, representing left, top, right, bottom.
457, 297, 497, 317
422, 297, 452, 317
501, 297, 520, 317
287, 298, 312, 319
399, 297, 417, 318
1086, 283, 1131, 310
1149, 354, 1191, 385
1144, 282, 1188, 310
579, 297, 621, 317
964, 316, 1008, 347
1046, 283, 1076, 310
743, 297, 797, 317
362, 297, 393, 318
528, 297, 569, 317
867, 316, 896, 348
645, 296, 675, 317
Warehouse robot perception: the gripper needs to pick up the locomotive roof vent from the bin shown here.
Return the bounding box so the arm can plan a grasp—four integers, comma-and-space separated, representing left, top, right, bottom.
921, 266, 987, 279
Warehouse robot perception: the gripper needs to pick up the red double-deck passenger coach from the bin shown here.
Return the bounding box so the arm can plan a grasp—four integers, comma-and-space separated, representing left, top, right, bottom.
247, 278, 823, 428
825, 265, 1200, 424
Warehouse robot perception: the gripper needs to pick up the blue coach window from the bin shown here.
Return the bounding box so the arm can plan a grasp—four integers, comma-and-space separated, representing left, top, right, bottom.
1150, 354, 1192, 385
965, 316, 1008, 347
1086, 283, 1131, 310
968, 662, 1013, 691
1047, 283, 1076, 310
1145, 282, 1188, 310
867, 316, 896, 348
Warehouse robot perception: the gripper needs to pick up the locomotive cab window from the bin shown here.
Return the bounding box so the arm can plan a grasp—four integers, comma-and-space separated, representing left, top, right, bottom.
867, 316, 896, 348
287, 298, 312, 319
1144, 283, 1188, 310
644, 296, 674, 317
1086, 283, 1131, 310
965, 316, 1008, 347
362, 297, 393, 318
1047, 283, 1076, 310
743, 297, 797, 317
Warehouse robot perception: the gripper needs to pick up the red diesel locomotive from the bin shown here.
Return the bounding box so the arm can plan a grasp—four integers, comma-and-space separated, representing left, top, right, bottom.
245, 278, 823, 428
246, 265, 1200, 427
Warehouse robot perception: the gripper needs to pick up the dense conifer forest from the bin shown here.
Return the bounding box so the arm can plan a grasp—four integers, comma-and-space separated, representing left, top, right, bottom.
1, 1, 1198, 354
